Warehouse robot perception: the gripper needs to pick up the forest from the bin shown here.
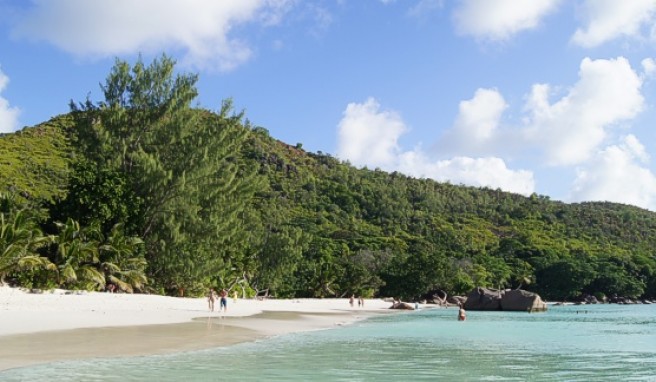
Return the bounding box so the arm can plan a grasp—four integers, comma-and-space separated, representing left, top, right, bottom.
1, 56, 655, 302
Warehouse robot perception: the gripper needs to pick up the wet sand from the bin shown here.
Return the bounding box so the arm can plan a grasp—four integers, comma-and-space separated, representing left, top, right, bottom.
0, 311, 369, 371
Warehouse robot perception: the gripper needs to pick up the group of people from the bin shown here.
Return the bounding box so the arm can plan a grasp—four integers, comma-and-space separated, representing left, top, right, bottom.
348, 295, 365, 307
207, 288, 229, 312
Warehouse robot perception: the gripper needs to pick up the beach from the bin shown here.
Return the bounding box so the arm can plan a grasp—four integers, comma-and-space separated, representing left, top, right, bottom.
0, 286, 392, 371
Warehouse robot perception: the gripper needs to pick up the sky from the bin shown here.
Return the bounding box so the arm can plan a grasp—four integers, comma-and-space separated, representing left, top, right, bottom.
1, 0, 656, 210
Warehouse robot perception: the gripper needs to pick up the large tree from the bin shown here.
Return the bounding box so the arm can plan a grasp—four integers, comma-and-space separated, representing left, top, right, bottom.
69, 56, 261, 294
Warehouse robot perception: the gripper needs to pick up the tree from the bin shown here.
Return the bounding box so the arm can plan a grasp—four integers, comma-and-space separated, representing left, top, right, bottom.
99, 223, 146, 293
534, 256, 596, 300
49, 159, 142, 236
0, 208, 54, 284
70, 55, 261, 294
52, 218, 105, 290
586, 258, 645, 299
340, 249, 393, 297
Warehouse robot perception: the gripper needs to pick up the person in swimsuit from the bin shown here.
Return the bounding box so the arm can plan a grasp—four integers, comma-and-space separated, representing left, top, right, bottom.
219, 289, 228, 312
458, 303, 466, 321
208, 288, 216, 312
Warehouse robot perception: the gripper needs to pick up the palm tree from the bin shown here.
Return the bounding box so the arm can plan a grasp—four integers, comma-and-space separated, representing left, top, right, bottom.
512, 260, 535, 290
54, 218, 105, 290
0, 210, 55, 284
99, 223, 146, 293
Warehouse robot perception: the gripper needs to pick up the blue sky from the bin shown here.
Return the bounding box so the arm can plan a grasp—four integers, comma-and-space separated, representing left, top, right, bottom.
1, 0, 656, 210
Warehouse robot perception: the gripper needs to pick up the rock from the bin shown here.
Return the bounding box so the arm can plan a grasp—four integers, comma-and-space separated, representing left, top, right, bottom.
389, 301, 415, 310
582, 295, 599, 304
422, 289, 448, 305
447, 295, 466, 305
463, 287, 502, 311
501, 289, 547, 312
463, 287, 547, 312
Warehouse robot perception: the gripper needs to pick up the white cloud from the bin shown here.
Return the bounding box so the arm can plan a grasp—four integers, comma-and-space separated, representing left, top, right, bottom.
408, 0, 444, 18
570, 135, 656, 210
572, 0, 656, 48
337, 57, 650, 205
523, 57, 644, 166
0, 67, 20, 134
337, 98, 407, 169
437, 88, 508, 156
336, 98, 534, 195
11, 0, 294, 72
642, 58, 656, 78
398, 152, 535, 195
452, 0, 561, 41
305, 4, 334, 37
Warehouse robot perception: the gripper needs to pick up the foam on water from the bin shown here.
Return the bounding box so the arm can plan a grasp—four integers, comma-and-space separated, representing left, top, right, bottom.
2, 304, 655, 381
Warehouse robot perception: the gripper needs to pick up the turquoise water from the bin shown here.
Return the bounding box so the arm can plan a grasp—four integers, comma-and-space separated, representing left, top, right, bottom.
2, 304, 656, 381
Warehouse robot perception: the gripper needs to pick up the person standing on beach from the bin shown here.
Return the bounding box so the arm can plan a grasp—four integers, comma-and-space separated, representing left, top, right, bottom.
208, 289, 216, 312
219, 289, 228, 312
349, 295, 355, 307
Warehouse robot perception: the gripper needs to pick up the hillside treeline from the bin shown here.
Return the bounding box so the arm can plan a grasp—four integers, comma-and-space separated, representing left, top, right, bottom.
1, 56, 655, 301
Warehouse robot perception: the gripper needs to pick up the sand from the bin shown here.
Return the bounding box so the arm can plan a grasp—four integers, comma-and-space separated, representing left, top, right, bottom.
0, 286, 393, 371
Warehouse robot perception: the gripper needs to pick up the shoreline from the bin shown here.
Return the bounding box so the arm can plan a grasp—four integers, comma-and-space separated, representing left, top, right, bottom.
0, 286, 392, 371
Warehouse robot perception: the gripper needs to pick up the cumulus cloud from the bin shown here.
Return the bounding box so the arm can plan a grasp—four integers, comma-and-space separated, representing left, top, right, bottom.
572, 0, 656, 48
437, 88, 508, 157
523, 57, 644, 166
0, 67, 20, 134
452, 0, 561, 41
570, 135, 656, 210
336, 98, 534, 195
337, 57, 650, 206
642, 58, 656, 78
337, 98, 407, 169
11, 0, 294, 71
397, 152, 534, 195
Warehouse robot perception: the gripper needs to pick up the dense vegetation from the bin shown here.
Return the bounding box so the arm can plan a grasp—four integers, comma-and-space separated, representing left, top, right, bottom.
1, 56, 655, 301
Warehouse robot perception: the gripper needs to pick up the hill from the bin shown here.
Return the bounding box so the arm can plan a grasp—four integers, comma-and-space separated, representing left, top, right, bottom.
3, 112, 654, 301
0, 116, 72, 202
1, 57, 654, 301
242, 126, 656, 300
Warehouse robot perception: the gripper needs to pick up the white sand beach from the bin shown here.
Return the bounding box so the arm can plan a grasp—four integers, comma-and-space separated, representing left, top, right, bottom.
0, 286, 393, 370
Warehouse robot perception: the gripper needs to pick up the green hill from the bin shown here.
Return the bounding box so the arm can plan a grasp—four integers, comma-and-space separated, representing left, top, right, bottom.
1, 56, 654, 301
0, 116, 72, 202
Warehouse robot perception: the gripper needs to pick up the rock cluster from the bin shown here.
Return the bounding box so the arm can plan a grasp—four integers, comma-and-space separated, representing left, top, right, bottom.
462, 287, 547, 312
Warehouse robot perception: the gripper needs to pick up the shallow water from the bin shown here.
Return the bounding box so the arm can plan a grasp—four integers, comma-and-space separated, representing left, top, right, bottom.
2, 304, 655, 381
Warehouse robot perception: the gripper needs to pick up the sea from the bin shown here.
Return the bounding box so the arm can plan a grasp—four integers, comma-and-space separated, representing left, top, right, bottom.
1, 304, 655, 381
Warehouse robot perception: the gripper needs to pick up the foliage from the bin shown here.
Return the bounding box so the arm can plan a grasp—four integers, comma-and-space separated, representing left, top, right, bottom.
0, 118, 71, 203
67, 56, 261, 294
98, 223, 146, 293
0, 196, 55, 284
52, 218, 104, 290
2, 57, 656, 300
